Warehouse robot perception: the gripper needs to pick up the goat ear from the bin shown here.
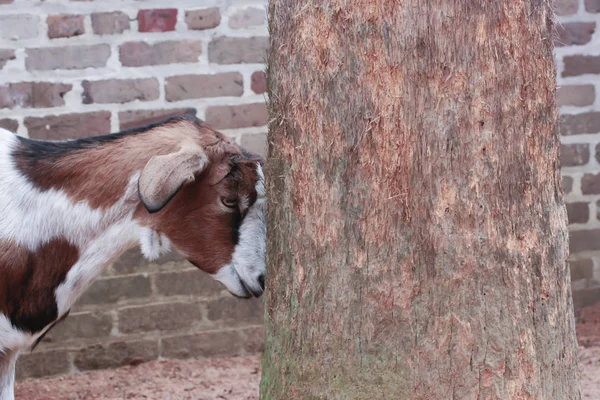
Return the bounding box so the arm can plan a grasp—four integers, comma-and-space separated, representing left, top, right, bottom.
138, 145, 208, 213
208, 161, 233, 186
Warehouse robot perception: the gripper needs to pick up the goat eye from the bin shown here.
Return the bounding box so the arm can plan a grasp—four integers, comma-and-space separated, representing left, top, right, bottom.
221, 197, 238, 208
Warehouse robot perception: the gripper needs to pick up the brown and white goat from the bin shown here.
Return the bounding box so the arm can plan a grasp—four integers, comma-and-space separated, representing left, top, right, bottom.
0, 116, 266, 400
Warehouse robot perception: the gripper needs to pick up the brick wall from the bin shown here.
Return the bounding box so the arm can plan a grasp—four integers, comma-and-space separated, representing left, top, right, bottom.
0, 0, 269, 380
555, 0, 600, 310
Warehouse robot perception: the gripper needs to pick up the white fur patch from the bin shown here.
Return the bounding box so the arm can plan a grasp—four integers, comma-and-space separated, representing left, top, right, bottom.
0, 315, 29, 354
256, 164, 265, 198
55, 220, 141, 315
139, 227, 172, 261
230, 198, 266, 294
0, 346, 16, 400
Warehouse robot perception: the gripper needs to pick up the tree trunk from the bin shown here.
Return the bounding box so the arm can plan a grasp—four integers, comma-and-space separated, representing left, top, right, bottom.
261, 0, 581, 398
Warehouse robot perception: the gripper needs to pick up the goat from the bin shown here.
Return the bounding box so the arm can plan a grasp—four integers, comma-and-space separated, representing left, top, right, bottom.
0, 116, 266, 400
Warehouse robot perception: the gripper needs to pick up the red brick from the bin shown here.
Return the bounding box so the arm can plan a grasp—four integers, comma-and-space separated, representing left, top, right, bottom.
570, 258, 594, 281
0, 49, 15, 69
557, 0, 579, 14
165, 73, 243, 101
0, 118, 17, 132
138, 9, 177, 32
92, 12, 130, 35
241, 133, 267, 158
154, 269, 223, 297
47, 14, 84, 39
561, 112, 600, 135
0, 83, 29, 109
555, 22, 595, 47
229, 7, 265, 29
74, 339, 159, 371
0, 0, 13, 4
567, 202, 589, 224
32, 83, 72, 108
251, 71, 267, 94
78, 275, 151, 306
25, 112, 111, 140
586, 0, 600, 12
208, 36, 269, 64
563, 55, 600, 78
205, 103, 268, 129
42, 312, 113, 342
119, 108, 197, 131
558, 85, 595, 107
162, 330, 244, 359
16, 350, 70, 380
82, 78, 159, 104
582, 173, 600, 194
185, 8, 220, 30
563, 176, 574, 194
120, 40, 202, 67
570, 229, 600, 253
0, 82, 72, 109
206, 297, 264, 325
561, 143, 589, 167
26, 45, 110, 71
118, 302, 203, 334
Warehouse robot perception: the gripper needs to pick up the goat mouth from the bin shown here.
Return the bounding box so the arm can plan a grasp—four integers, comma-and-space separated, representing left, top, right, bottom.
235, 268, 265, 298
232, 266, 264, 298
231, 287, 252, 299
191, 260, 259, 299
237, 276, 263, 298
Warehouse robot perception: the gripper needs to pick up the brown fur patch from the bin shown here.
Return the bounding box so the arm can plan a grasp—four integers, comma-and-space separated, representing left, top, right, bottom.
13, 117, 240, 210
0, 239, 79, 334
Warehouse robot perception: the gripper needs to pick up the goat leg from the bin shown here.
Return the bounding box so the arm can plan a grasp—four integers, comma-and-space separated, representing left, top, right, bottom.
0, 349, 16, 400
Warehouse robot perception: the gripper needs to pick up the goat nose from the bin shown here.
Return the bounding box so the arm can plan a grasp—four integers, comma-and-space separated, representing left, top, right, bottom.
258, 273, 265, 290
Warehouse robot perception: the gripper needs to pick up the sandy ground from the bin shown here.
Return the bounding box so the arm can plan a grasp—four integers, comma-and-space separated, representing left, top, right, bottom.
15, 356, 261, 400
16, 302, 600, 400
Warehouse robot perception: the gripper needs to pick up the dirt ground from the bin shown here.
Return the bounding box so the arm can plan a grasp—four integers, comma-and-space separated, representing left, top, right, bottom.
15, 305, 600, 399
16, 356, 261, 400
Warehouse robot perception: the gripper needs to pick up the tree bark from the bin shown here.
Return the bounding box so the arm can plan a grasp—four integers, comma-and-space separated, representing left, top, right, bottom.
261, 0, 581, 398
